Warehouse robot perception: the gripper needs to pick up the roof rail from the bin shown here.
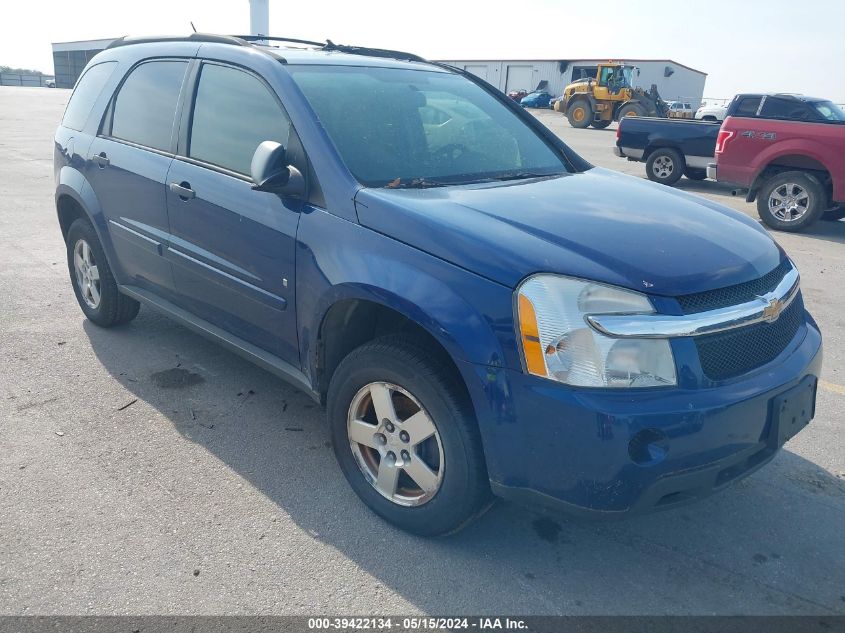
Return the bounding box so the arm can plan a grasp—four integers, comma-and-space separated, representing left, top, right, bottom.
233, 34, 427, 63
233, 34, 327, 47
322, 40, 426, 63
106, 33, 249, 49
106, 32, 428, 64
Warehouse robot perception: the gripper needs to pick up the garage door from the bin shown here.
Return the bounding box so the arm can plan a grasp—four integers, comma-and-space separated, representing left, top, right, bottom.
505, 65, 534, 93
464, 65, 489, 81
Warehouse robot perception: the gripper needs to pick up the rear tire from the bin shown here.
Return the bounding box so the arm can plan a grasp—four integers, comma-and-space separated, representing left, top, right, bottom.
66, 219, 140, 327
567, 101, 593, 129
327, 335, 490, 536
646, 148, 684, 186
591, 119, 611, 129
756, 171, 826, 232
684, 167, 707, 181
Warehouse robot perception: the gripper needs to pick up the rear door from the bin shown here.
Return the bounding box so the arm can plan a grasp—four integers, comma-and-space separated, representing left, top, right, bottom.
85, 59, 189, 295
164, 61, 301, 364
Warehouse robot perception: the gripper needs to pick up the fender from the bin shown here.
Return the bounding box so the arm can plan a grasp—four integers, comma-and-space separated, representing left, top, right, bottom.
295, 208, 515, 388
567, 92, 597, 113
748, 138, 835, 200
55, 165, 126, 282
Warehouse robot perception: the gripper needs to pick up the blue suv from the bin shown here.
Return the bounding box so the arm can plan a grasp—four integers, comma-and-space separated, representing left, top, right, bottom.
54, 34, 822, 535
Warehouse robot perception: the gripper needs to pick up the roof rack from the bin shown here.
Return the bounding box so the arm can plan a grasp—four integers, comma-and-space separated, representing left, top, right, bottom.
231, 34, 426, 63
106, 33, 248, 49
322, 40, 426, 63
106, 32, 428, 65
233, 34, 326, 47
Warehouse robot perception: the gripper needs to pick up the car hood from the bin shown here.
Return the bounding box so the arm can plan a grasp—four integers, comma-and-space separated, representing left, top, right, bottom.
354, 167, 783, 296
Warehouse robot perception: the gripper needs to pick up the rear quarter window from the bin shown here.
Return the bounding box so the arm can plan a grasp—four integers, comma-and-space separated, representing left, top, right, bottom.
61, 61, 117, 132
733, 97, 762, 117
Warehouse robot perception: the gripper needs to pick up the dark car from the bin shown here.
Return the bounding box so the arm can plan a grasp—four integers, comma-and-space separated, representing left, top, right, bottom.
55, 34, 821, 535
614, 116, 720, 185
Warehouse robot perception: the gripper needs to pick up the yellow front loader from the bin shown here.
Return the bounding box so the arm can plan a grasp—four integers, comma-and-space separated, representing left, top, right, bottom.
555, 62, 669, 129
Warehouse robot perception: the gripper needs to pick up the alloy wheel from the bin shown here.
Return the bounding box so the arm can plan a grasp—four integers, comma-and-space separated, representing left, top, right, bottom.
73, 238, 101, 309
347, 381, 444, 507
769, 183, 810, 221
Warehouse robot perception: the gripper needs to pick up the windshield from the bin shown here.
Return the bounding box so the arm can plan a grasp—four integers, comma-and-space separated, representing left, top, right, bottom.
620, 66, 634, 88
288, 65, 570, 187
812, 100, 845, 122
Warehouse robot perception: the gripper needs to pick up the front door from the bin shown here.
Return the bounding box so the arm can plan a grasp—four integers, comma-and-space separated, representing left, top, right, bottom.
164, 61, 301, 364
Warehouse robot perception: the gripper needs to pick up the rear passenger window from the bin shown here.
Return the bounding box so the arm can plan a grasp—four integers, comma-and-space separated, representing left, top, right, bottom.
188, 64, 290, 175
760, 98, 813, 121
62, 62, 117, 131
734, 97, 762, 117
110, 60, 188, 152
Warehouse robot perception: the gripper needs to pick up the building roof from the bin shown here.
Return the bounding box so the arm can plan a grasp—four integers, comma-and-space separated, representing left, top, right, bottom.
51, 38, 119, 52
435, 58, 707, 76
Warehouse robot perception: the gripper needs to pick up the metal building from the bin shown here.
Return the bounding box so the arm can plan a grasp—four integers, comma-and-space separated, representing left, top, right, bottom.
51, 38, 118, 88
437, 58, 708, 107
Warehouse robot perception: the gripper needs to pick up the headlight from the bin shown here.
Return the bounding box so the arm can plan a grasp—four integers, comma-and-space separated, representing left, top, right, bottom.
517, 275, 676, 388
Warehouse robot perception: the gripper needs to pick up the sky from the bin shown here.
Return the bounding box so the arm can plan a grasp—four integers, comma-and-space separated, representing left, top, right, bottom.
2, 0, 844, 102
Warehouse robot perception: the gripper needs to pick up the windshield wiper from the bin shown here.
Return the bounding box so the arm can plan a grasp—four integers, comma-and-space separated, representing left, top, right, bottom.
384, 177, 448, 189
382, 172, 562, 189
485, 171, 562, 182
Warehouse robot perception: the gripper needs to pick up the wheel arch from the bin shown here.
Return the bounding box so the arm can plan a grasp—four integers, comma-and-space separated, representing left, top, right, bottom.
643, 142, 685, 165
567, 93, 596, 112
315, 297, 465, 399
615, 100, 646, 120
55, 167, 124, 282
749, 153, 832, 203
310, 283, 502, 403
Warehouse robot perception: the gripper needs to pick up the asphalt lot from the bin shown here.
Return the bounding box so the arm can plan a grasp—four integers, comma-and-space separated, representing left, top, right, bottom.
1, 87, 843, 616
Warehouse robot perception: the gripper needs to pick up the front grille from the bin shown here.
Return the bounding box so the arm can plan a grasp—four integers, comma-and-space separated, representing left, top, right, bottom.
677, 259, 792, 314
695, 295, 804, 380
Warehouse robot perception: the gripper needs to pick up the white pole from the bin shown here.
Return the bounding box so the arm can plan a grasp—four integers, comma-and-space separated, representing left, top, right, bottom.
249, 0, 269, 42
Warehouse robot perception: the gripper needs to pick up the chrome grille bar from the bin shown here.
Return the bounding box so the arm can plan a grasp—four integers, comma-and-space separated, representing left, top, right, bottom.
586, 266, 800, 339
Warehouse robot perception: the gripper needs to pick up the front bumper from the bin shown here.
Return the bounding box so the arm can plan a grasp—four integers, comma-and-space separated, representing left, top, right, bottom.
461, 314, 822, 518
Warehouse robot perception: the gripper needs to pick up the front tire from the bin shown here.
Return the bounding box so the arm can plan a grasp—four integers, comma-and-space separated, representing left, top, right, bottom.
327, 336, 489, 536
66, 218, 140, 327
756, 171, 826, 232
567, 101, 593, 129
646, 148, 684, 185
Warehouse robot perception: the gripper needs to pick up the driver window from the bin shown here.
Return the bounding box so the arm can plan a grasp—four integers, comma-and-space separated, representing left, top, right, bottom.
189, 63, 291, 175
598, 67, 613, 87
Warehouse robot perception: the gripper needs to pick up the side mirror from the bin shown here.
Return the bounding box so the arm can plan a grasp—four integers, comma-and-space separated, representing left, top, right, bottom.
250, 140, 305, 197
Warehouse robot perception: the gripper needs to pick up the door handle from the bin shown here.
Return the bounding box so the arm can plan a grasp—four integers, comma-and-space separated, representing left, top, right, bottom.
169, 181, 195, 201
92, 152, 110, 168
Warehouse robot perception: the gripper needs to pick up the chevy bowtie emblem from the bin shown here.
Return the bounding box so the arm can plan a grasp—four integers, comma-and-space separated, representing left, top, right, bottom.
759, 295, 785, 323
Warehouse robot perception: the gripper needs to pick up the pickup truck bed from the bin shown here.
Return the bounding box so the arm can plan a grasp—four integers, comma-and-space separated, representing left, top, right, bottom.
615, 117, 720, 186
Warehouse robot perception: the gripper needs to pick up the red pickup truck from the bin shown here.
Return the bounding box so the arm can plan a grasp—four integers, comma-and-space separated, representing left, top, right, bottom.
707, 93, 845, 231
